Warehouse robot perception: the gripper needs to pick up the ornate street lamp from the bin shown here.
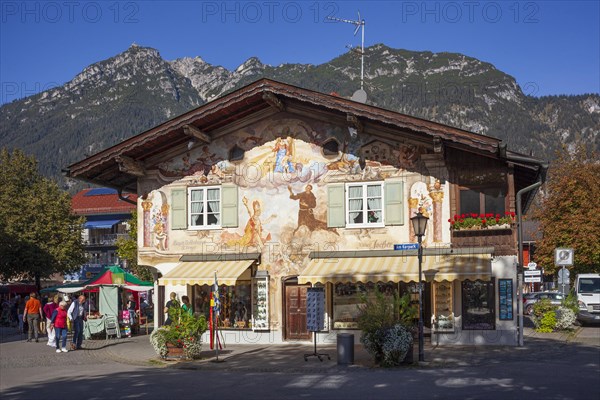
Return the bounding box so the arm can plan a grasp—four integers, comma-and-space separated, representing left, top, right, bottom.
411, 211, 428, 362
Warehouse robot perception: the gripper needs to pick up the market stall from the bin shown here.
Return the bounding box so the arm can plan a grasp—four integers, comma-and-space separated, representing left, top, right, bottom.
43, 266, 153, 338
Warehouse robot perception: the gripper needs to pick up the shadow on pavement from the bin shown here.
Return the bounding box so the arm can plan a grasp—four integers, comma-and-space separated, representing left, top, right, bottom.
2, 337, 600, 400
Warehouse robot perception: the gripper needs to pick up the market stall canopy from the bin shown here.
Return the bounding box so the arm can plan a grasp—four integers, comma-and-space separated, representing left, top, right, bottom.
298, 251, 492, 285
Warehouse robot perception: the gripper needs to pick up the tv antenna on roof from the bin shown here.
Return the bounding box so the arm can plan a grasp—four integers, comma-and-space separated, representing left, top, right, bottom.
328, 11, 366, 102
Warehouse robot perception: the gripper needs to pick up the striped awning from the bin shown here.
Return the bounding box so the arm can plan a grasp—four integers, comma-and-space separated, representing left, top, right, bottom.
158, 260, 253, 286
298, 254, 491, 285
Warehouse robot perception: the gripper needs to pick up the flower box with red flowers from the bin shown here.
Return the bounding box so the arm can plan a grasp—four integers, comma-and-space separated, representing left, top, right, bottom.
448, 212, 516, 231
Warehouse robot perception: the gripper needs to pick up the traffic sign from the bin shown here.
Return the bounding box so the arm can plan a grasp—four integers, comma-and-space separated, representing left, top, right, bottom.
527, 262, 538, 270
394, 243, 419, 251
555, 248, 574, 266
524, 270, 541, 276
524, 276, 542, 283
558, 268, 570, 284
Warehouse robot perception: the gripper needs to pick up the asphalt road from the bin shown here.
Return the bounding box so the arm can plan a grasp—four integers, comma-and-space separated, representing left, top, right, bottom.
1, 326, 599, 400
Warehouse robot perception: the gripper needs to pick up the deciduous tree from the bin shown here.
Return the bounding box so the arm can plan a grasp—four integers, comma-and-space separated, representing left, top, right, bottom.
531, 145, 600, 276
0, 148, 86, 286
116, 211, 152, 281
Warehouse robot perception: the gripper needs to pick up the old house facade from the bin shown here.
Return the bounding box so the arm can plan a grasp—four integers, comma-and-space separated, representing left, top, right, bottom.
67, 79, 546, 346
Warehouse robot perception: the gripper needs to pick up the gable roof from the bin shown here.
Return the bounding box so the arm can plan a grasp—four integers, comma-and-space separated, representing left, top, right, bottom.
72, 188, 137, 215
65, 78, 546, 208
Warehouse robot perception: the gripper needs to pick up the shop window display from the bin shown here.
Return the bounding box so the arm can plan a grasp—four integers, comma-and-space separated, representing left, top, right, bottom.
333, 282, 397, 329
461, 279, 495, 330
192, 283, 251, 329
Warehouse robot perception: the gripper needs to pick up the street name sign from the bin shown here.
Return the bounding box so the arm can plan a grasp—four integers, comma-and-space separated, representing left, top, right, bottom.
524, 276, 542, 283
394, 243, 419, 251
524, 270, 541, 276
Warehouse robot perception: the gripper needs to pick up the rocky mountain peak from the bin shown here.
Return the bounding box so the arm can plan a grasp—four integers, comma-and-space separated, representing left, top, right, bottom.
1, 43, 598, 191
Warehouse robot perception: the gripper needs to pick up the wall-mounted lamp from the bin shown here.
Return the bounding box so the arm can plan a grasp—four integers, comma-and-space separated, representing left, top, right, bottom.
187, 139, 196, 150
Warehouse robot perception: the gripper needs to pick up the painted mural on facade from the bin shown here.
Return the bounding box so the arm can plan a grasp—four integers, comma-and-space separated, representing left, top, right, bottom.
142, 116, 450, 275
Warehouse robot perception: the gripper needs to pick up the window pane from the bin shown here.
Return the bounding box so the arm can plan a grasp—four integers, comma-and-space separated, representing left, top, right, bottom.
207, 213, 220, 226
348, 186, 363, 198
366, 184, 382, 224
460, 190, 480, 214
191, 190, 203, 202
462, 280, 495, 330
333, 282, 397, 329
366, 185, 381, 197
484, 190, 505, 215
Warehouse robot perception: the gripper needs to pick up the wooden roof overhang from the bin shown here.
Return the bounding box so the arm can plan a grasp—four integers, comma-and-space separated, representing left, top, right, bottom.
66, 78, 546, 204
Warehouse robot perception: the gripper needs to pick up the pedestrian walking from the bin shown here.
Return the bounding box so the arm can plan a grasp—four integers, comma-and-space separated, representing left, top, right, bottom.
43, 295, 61, 347
67, 295, 87, 350
49, 301, 69, 353
23, 293, 42, 342
16, 296, 25, 333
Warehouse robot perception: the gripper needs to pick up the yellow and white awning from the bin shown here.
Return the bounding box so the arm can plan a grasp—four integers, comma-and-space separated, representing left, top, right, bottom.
158, 260, 253, 286
298, 254, 491, 285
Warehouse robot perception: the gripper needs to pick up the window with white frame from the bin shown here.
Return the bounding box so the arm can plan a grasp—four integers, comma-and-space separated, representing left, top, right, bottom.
188, 186, 221, 229
346, 182, 384, 227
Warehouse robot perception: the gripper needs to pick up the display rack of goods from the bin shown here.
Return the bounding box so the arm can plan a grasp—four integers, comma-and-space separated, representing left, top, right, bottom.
252, 277, 269, 330
432, 281, 455, 332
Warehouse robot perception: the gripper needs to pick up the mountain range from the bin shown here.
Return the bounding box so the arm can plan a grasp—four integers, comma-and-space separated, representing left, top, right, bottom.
1, 43, 598, 190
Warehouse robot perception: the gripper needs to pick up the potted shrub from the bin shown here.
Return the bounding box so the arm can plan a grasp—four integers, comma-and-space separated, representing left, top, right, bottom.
356, 290, 417, 367
150, 306, 208, 360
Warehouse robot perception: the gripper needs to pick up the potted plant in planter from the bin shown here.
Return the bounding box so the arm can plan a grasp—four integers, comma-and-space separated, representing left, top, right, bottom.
356, 290, 418, 367
150, 306, 208, 360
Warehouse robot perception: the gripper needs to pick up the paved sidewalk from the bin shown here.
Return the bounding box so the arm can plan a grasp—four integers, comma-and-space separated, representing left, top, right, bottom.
2, 325, 598, 372
81, 326, 600, 371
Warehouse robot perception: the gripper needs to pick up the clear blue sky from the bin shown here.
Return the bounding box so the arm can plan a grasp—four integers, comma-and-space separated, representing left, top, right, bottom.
1, 1, 598, 104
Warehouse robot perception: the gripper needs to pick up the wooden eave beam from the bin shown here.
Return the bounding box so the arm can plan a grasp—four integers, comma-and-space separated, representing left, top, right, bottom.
262, 92, 285, 112
183, 124, 211, 144
346, 114, 364, 134
115, 156, 146, 177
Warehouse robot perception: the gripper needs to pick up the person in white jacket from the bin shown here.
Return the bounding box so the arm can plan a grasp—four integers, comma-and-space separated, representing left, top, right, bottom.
67, 295, 87, 350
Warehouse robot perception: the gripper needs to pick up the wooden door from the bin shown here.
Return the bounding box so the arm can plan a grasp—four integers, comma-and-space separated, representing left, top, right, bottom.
285, 285, 310, 340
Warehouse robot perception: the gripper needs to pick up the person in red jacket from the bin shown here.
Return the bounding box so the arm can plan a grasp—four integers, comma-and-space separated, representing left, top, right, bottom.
49, 301, 69, 353
43, 295, 61, 347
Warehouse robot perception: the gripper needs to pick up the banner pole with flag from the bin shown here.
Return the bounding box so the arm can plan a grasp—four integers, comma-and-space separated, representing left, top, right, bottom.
213, 271, 220, 362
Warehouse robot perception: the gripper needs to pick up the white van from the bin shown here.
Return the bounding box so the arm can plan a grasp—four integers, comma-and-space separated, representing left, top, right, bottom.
576, 273, 600, 324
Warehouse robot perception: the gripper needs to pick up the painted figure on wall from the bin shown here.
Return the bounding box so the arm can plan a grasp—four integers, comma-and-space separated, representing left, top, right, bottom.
224, 197, 275, 250
150, 191, 169, 250
287, 184, 329, 234
272, 137, 295, 173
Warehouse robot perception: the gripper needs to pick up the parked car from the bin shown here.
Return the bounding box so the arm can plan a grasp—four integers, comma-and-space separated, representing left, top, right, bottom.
575, 274, 600, 325
523, 292, 565, 315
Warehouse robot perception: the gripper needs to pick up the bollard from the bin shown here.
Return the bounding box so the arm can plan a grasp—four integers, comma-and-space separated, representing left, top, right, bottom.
337, 333, 354, 365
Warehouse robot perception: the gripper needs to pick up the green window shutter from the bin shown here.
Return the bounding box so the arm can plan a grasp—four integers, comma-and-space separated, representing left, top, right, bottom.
327, 184, 346, 228
221, 185, 238, 228
171, 188, 187, 229
385, 181, 404, 226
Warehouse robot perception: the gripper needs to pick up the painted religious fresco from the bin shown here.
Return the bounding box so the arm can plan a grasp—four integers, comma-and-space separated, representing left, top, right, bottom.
141, 115, 451, 276
141, 191, 169, 250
